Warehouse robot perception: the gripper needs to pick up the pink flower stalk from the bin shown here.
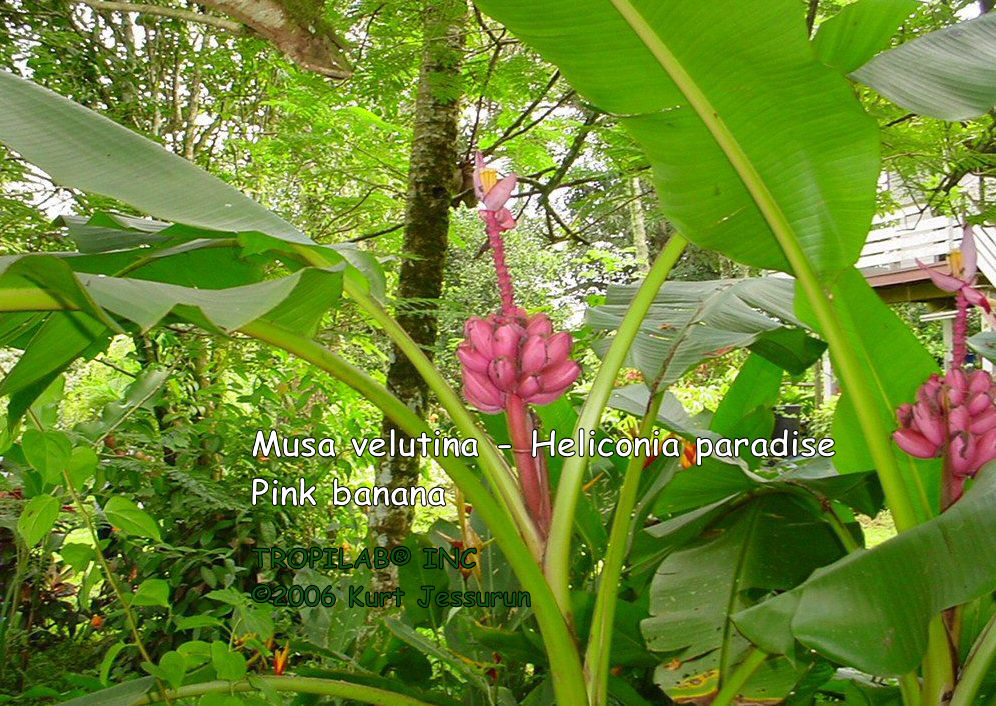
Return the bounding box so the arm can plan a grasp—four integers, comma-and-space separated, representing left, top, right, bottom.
458, 152, 582, 537
894, 369, 996, 509
918, 226, 996, 367
474, 151, 519, 315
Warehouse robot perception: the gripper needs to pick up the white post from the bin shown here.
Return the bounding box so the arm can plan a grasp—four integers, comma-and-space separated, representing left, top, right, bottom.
821, 352, 835, 400
921, 309, 958, 368
942, 317, 954, 369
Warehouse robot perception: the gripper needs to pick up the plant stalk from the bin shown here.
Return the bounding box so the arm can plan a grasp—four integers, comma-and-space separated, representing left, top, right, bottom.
23, 409, 168, 703
899, 673, 923, 706
949, 610, 996, 706
818, 500, 861, 553
711, 648, 768, 706
544, 234, 687, 614
605, 0, 920, 534
133, 675, 437, 705
585, 387, 665, 705
922, 616, 956, 706
0, 540, 27, 679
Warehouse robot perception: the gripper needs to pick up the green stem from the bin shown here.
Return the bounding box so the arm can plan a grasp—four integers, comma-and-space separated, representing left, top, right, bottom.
240, 321, 589, 705
711, 648, 767, 706
0, 540, 27, 679
950, 610, 996, 706
545, 234, 687, 614
793, 483, 861, 554
922, 616, 955, 706
900, 673, 923, 706
585, 388, 665, 706
60, 472, 153, 663
132, 675, 438, 705
826, 516, 859, 553
293, 245, 543, 560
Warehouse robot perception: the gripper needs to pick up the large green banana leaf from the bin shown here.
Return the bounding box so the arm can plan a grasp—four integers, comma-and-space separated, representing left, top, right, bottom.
473, 0, 879, 278
53, 211, 384, 298
852, 12, 996, 120
0, 254, 344, 424
0, 71, 308, 243
586, 277, 825, 389
811, 0, 917, 74
641, 491, 846, 702
0, 73, 384, 296
733, 466, 996, 676
0, 73, 387, 421
0, 256, 343, 335
629, 461, 882, 579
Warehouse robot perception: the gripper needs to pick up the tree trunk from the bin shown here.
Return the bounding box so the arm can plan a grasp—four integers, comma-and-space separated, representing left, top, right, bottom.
628, 176, 650, 273
368, 0, 466, 588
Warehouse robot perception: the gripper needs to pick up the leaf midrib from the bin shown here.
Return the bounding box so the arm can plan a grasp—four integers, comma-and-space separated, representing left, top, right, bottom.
718, 502, 762, 683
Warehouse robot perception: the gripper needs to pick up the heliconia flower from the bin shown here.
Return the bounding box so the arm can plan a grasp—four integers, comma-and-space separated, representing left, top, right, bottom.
474, 151, 517, 232
918, 226, 992, 315
273, 643, 290, 676
681, 442, 697, 469
639, 432, 696, 470
458, 310, 581, 413
894, 368, 996, 508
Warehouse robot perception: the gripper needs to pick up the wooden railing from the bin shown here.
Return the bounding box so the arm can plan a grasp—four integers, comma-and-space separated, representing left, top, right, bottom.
857, 206, 996, 285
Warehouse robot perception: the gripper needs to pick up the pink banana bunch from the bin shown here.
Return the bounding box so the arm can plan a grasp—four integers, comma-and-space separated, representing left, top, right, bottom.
459, 309, 581, 414
894, 368, 996, 508
895, 226, 996, 509
457, 152, 581, 538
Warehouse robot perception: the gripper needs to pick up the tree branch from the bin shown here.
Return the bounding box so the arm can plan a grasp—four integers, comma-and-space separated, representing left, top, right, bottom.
481, 71, 564, 155
350, 222, 403, 242
75, 0, 244, 34
463, 28, 507, 162
198, 0, 353, 79
76, 0, 354, 78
